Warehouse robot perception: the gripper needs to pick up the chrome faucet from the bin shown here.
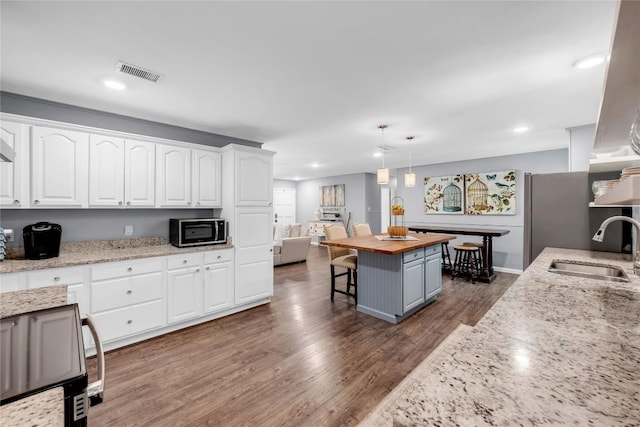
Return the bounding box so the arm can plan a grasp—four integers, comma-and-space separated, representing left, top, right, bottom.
593, 215, 640, 275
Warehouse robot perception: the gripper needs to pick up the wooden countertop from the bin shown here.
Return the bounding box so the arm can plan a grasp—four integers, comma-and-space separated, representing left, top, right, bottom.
322, 233, 454, 255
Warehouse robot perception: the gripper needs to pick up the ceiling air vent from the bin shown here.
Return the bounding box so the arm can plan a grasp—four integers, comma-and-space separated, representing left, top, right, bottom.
115, 61, 163, 83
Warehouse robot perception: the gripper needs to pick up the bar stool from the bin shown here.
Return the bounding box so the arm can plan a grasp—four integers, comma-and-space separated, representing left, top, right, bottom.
463, 241, 484, 272
441, 241, 453, 272
452, 244, 482, 283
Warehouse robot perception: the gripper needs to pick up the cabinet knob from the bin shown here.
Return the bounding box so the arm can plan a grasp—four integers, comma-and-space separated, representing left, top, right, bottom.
53, 276, 60, 281
127, 267, 133, 272
217, 255, 221, 259
13, 199, 19, 205
33, 200, 40, 205
126, 290, 132, 295
205, 266, 210, 270
187, 201, 191, 206
127, 201, 131, 206
196, 202, 201, 206
269, 248, 273, 252
119, 201, 123, 206
182, 260, 187, 264
127, 320, 132, 324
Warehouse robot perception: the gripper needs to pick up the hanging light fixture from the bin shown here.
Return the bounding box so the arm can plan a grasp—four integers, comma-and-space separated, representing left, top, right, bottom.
377, 124, 390, 185
404, 136, 416, 187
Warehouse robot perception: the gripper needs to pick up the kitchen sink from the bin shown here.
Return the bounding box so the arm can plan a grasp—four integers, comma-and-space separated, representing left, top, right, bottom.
548, 260, 630, 283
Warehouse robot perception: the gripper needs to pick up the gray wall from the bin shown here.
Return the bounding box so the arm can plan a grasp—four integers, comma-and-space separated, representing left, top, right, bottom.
393, 149, 570, 272
1, 209, 221, 246
0, 92, 261, 148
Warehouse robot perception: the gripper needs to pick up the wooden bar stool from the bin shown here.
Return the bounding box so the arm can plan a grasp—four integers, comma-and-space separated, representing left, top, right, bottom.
452, 244, 482, 283
463, 241, 484, 271
441, 241, 453, 272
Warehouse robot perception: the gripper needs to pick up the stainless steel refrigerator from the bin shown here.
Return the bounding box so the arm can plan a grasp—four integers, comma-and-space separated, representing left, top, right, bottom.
523, 172, 628, 268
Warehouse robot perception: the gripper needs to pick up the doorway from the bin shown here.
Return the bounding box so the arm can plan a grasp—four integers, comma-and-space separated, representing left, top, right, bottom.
273, 188, 296, 224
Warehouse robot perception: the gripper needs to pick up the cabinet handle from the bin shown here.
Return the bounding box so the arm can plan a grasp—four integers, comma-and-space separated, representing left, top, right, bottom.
182, 260, 187, 264
127, 320, 132, 324
119, 201, 123, 206
13, 199, 19, 205
217, 255, 221, 259
33, 200, 40, 205
127, 267, 133, 272
126, 290, 132, 295
196, 268, 200, 272
205, 267, 210, 270
126, 201, 131, 206
53, 276, 60, 281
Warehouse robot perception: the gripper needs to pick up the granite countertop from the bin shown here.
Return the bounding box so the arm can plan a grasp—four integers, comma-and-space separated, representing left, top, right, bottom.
0, 237, 233, 274
364, 247, 640, 425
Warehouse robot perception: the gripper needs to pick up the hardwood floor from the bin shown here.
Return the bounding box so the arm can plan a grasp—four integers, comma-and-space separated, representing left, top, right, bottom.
88, 246, 517, 426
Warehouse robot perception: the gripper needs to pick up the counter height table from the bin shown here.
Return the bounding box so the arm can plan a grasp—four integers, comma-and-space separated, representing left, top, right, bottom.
408, 225, 510, 283
322, 233, 454, 323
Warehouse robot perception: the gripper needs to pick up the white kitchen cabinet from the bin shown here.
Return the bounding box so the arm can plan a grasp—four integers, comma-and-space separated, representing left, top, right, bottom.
166, 252, 203, 323
234, 207, 274, 305
0, 121, 28, 208
30, 126, 89, 208
203, 249, 234, 314
89, 258, 164, 343
192, 149, 221, 208
89, 136, 155, 208
156, 144, 192, 208
233, 149, 273, 206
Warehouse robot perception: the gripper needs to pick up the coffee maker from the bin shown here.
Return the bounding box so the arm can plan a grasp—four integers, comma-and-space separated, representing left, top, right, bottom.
23, 222, 62, 260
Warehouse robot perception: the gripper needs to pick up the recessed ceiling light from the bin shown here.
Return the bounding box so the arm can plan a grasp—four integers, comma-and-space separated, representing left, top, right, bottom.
513, 126, 530, 133
572, 54, 606, 70
374, 152, 382, 158
311, 162, 320, 168
103, 80, 126, 90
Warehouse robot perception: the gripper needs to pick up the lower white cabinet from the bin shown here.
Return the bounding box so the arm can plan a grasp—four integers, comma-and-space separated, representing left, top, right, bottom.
203, 250, 234, 314
167, 265, 203, 324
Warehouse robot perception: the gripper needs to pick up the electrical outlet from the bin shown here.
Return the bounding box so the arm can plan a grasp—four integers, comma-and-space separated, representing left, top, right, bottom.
124, 225, 134, 236
4, 229, 14, 242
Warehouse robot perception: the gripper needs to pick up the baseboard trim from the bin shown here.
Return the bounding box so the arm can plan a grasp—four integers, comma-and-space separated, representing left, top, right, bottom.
493, 266, 523, 275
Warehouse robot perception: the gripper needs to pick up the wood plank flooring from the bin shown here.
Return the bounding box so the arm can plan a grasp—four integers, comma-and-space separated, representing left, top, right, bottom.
88, 246, 517, 426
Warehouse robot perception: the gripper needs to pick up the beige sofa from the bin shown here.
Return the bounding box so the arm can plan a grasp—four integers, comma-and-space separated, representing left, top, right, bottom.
273, 223, 311, 266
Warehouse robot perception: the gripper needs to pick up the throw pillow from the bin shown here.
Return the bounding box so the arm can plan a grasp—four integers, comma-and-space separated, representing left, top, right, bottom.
274, 224, 291, 241
289, 223, 302, 237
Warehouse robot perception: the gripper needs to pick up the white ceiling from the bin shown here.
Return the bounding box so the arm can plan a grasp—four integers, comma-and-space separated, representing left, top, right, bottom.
0, 1, 617, 180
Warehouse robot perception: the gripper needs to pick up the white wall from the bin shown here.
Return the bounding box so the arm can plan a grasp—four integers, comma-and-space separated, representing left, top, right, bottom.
569, 124, 596, 171
392, 149, 569, 272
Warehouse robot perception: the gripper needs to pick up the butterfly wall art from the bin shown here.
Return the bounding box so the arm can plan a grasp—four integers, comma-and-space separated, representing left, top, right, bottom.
465, 170, 516, 215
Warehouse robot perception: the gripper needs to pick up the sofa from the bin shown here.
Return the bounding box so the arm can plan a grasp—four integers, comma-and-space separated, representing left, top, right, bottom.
273, 223, 312, 266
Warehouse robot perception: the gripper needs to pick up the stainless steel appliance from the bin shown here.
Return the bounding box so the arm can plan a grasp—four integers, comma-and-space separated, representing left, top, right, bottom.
23, 222, 62, 260
169, 218, 226, 247
0, 304, 105, 426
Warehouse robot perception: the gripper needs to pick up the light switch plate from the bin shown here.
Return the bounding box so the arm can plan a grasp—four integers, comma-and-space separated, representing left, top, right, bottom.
124, 225, 134, 236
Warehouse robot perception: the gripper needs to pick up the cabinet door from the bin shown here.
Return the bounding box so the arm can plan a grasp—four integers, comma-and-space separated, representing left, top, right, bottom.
89, 135, 125, 207
192, 149, 221, 207
234, 207, 273, 305
31, 126, 89, 207
167, 267, 202, 323
125, 140, 155, 207
235, 150, 273, 206
425, 253, 442, 300
156, 144, 191, 208
203, 260, 233, 313
403, 258, 426, 313
0, 121, 27, 208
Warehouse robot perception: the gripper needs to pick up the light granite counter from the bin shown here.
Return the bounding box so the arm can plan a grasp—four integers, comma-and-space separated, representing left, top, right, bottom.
362, 247, 640, 426
0, 237, 233, 274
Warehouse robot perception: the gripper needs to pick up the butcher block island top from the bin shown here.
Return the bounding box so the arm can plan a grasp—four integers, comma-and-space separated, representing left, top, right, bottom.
322, 233, 454, 254
323, 233, 455, 324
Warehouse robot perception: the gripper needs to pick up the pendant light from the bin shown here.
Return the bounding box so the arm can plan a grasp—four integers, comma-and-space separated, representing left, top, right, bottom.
404, 136, 416, 187
377, 124, 389, 185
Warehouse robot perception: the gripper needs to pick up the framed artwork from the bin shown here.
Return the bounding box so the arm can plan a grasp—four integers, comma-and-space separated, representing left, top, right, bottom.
424, 175, 464, 214
320, 184, 345, 207
465, 170, 516, 215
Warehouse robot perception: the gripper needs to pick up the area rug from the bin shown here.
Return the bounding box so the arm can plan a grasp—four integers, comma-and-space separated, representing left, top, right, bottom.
358, 324, 473, 426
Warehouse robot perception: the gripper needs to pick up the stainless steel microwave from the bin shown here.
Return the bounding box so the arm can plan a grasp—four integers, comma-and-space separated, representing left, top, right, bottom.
170, 218, 227, 247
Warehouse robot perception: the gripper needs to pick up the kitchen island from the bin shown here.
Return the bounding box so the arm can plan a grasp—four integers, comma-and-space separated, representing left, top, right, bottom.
362, 246, 640, 425
323, 233, 454, 323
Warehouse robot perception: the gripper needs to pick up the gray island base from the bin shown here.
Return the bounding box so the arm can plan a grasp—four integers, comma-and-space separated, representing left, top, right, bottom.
322, 234, 453, 324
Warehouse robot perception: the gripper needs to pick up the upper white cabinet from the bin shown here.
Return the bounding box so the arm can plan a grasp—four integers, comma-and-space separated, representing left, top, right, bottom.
30, 126, 89, 208
192, 149, 221, 208
156, 144, 192, 208
89, 135, 155, 208
233, 149, 273, 206
0, 121, 28, 208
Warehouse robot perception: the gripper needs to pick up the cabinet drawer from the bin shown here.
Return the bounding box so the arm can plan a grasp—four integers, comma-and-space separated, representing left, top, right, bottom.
203, 249, 233, 264
424, 244, 442, 257
403, 248, 424, 263
167, 253, 202, 269
91, 272, 163, 313
91, 300, 165, 342
27, 267, 85, 288
91, 258, 163, 281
